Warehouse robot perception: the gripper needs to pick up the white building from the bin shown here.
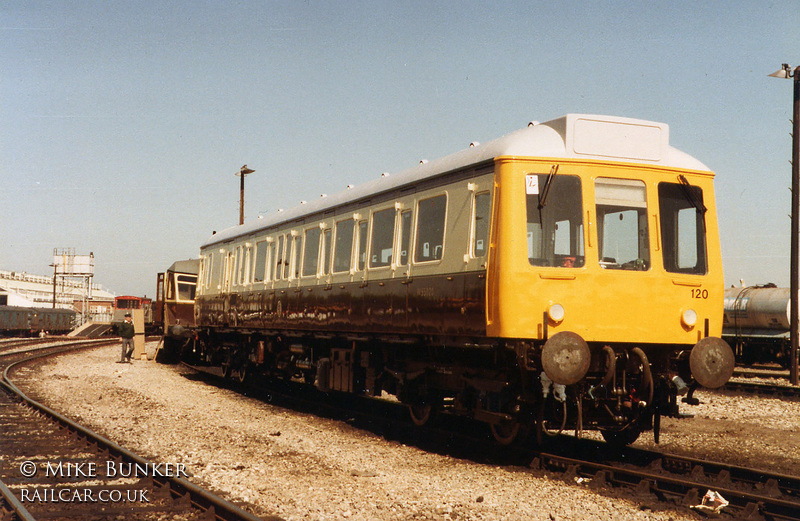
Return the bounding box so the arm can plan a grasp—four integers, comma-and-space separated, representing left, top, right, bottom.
0, 270, 116, 321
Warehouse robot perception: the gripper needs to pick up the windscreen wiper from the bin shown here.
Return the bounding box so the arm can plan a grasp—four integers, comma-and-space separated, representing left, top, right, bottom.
678, 174, 706, 215
538, 164, 559, 209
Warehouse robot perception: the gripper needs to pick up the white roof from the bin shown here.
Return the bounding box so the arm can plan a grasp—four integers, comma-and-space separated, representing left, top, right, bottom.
203, 114, 710, 249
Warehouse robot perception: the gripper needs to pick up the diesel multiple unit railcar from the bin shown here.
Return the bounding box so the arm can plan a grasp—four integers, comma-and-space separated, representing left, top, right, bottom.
112, 295, 155, 333
180, 114, 734, 445
154, 259, 199, 361
0, 306, 75, 336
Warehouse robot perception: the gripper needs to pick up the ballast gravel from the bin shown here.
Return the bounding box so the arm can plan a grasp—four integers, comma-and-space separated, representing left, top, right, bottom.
14, 342, 800, 521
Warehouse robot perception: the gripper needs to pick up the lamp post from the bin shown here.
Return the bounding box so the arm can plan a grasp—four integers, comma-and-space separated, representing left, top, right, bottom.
769, 63, 800, 385
236, 165, 255, 225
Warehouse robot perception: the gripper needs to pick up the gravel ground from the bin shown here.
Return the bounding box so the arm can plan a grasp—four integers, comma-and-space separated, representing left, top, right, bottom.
13, 341, 800, 521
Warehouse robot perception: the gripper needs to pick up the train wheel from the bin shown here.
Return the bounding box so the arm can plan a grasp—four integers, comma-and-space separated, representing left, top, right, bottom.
236, 363, 249, 384
490, 421, 520, 445
408, 403, 433, 426
221, 351, 233, 379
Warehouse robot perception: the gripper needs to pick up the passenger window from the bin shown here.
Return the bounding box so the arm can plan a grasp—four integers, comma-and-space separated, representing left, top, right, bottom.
243, 246, 251, 283
235, 247, 243, 285
333, 219, 355, 273
398, 209, 412, 266
473, 192, 490, 257
302, 227, 321, 277
659, 181, 707, 274
275, 236, 285, 280
526, 173, 584, 267
206, 255, 217, 289
266, 242, 274, 282
214, 255, 224, 289
322, 228, 332, 276
357, 221, 368, 271
224, 252, 234, 288
290, 235, 300, 279
595, 178, 649, 270
254, 241, 267, 283
415, 195, 446, 262
370, 208, 395, 268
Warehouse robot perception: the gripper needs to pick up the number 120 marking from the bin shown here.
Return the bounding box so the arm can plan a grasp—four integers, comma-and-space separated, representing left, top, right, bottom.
691, 288, 709, 299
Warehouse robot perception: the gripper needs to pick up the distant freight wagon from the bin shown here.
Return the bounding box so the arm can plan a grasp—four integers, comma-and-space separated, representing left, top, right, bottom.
0, 306, 74, 336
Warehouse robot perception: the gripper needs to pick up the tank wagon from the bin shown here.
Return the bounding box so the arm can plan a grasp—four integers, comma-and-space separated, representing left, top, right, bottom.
0, 306, 75, 336
181, 114, 734, 445
154, 259, 199, 361
723, 285, 792, 367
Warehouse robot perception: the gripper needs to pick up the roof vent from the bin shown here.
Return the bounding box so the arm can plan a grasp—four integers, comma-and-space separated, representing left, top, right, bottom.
381, 172, 390, 178
528, 121, 540, 127
320, 193, 327, 198
300, 200, 307, 205
419, 159, 428, 164
347, 184, 354, 189
469, 141, 480, 147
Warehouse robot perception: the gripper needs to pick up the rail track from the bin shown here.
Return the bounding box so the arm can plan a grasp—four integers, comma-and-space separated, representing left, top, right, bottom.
184, 361, 800, 520
724, 379, 800, 398
728, 365, 800, 397
0, 338, 274, 521
0, 337, 69, 354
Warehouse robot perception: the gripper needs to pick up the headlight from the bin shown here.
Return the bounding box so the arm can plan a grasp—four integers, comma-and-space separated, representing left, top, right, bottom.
681, 308, 698, 328
548, 303, 565, 323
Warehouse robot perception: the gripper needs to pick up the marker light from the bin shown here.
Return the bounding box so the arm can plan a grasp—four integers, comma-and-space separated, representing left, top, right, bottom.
548, 304, 565, 323
681, 309, 698, 328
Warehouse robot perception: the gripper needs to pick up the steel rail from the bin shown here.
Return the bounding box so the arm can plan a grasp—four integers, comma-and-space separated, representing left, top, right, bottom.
1, 340, 275, 521
724, 379, 800, 398
532, 449, 800, 520
0, 478, 36, 521
185, 361, 800, 520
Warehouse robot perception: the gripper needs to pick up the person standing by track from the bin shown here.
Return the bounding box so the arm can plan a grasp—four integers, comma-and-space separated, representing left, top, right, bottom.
117, 313, 135, 363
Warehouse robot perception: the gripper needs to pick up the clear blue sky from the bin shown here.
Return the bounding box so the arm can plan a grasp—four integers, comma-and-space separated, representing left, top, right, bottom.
2, 1, 798, 296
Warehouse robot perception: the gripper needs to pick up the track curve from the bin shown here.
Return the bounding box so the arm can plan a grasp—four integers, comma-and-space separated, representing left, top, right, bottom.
0, 338, 276, 521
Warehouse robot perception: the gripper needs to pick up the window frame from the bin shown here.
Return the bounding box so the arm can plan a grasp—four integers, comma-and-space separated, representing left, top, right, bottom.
525, 173, 585, 269
658, 181, 708, 275
332, 218, 356, 274
322, 227, 332, 276
413, 193, 448, 264
369, 207, 396, 269
301, 226, 322, 278
594, 177, 650, 272
253, 240, 268, 283
398, 208, 413, 267
471, 190, 491, 259
356, 220, 368, 271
